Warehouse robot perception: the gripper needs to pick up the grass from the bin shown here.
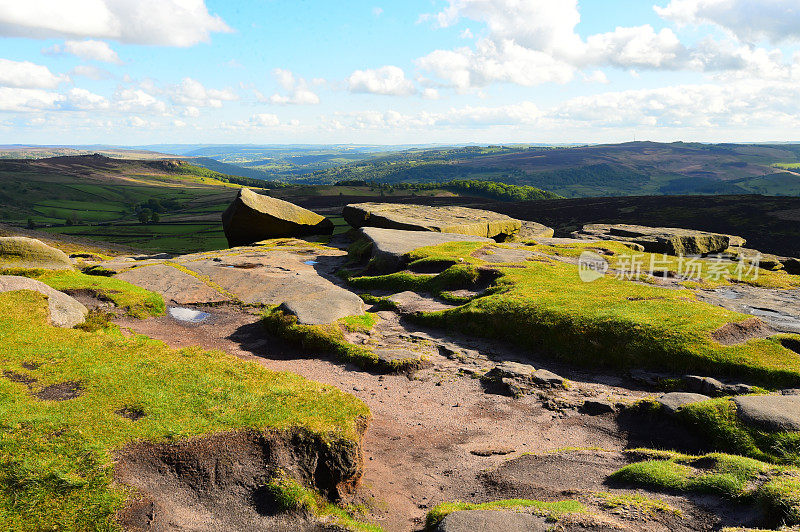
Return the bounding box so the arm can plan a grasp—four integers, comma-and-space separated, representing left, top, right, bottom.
594, 492, 682, 516
261, 307, 422, 372
264, 470, 382, 531
339, 313, 378, 333
0, 290, 369, 530
675, 398, 800, 465
424, 499, 586, 530
347, 240, 800, 387
2, 268, 165, 318
611, 450, 800, 525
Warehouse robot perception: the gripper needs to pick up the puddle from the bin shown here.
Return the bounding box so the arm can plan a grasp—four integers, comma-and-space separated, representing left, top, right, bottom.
168, 307, 211, 324
303, 260, 318, 265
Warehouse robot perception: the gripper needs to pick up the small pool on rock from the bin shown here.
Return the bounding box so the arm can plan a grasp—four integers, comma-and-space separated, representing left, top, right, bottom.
303, 260, 318, 265
168, 307, 211, 324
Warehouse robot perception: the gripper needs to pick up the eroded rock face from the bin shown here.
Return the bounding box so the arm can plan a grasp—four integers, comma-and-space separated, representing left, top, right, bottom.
222, 188, 333, 247
343, 203, 522, 240
0, 237, 74, 270
572, 224, 742, 255
0, 275, 87, 327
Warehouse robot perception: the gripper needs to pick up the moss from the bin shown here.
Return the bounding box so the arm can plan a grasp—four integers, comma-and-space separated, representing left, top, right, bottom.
0, 291, 369, 530
263, 471, 383, 531
358, 294, 398, 311
612, 450, 800, 526
425, 499, 586, 530
261, 307, 420, 373
594, 492, 682, 516
677, 398, 800, 465
347, 240, 800, 387
339, 313, 378, 333
166, 262, 237, 301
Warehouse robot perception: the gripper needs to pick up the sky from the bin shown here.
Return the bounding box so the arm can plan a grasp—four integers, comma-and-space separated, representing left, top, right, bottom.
0, 0, 799, 145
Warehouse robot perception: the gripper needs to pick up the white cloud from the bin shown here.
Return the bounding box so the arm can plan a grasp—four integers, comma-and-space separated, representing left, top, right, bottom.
0, 87, 64, 111
655, 0, 800, 44
347, 65, 416, 95
225, 113, 282, 130
0, 58, 67, 88
0, 0, 230, 47
267, 69, 320, 105
66, 87, 109, 110
372, 7, 383, 17
114, 87, 168, 114
70, 64, 112, 80
170, 77, 238, 108
45, 39, 121, 63
583, 70, 610, 84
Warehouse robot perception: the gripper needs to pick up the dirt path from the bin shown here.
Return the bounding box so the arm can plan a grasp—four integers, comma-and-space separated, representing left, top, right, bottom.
116, 302, 741, 531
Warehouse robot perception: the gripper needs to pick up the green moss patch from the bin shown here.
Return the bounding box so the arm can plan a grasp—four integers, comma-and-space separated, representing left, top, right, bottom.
612, 450, 800, 526
347, 241, 800, 387
425, 499, 586, 530
0, 291, 369, 530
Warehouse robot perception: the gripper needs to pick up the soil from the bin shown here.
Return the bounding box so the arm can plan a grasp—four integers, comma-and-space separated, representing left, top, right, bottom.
34, 380, 83, 401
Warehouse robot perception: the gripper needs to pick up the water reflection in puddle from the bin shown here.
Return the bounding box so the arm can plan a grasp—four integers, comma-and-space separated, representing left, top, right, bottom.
303, 260, 318, 265
168, 307, 211, 323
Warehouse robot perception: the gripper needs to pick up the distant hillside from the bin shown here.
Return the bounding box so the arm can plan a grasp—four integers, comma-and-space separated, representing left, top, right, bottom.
284, 142, 800, 198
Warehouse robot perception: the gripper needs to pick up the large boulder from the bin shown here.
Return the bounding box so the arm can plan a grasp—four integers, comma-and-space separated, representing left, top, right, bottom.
343, 203, 522, 240
0, 275, 87, 327
734, 395, 800, 431
358, 227, 492, 270
571, 224, 742, 256
0, 237, 73, 270
656, 392, 710, 414
222, 188, 334, 247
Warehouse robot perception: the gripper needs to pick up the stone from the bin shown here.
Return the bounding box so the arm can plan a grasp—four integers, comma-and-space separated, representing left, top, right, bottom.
222, 188, 333, 246
517, 221, 555, 240
471, 245, 534, 264
572, 224, 742, 256
0, 237, 73, 270
0, 275, 87, 327
656, 392, 710, 414
487, 361, 537, 380
343, 203, 522, 240
359, 227, 492, 271
278, 289, 365, 326
734, 395, 800, 432
581, 399, 616, 415
116, 264, 231, 305
372, 348, 425, 368
683, 375, 753, 397
435, 510, 549, 532
388, 290, 455, 314
531, 369, 566, 387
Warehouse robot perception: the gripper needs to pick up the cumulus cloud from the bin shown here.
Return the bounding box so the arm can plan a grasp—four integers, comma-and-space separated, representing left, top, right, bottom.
347, 65, 416, 95
267, 69, 319, 105
655, 0, 800, 44
66, 87, 109, 110
416, 0, 797, 89
170, 77, 238, 108
0, 87, 64, 111
0, 0, 230, 47
45, 39, 121, 64
114, 87, 168, 114
0, 58, 67, 88
224, 113, 283, 130
70, 64, 113, 80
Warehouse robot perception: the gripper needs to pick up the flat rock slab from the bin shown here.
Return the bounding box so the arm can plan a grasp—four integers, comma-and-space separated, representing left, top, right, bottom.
695, 285, 800, 334
0, 275, 87, 327
657, 392, 711, 414
222, 187, 333, 247
361, 227, 492, 270
734, 395, 800, 431
388, 291, 455, 314
344, 203, 522, 239
572, 223, 742, 255
0, 237, 74, 270
373, 348, 425, 367
517, 221, 555, 240
436, 510, 549, 532
472, 245, 534, 264
117, 264, 231, 305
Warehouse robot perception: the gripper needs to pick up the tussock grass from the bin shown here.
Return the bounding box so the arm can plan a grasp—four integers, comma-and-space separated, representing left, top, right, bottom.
0, 291, 368, 530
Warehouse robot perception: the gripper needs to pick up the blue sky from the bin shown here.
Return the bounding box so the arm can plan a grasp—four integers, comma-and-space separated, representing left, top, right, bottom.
0, 0, 799, 145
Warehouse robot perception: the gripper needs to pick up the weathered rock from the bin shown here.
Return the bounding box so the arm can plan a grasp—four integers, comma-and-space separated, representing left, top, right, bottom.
695, 285, 800, 334
580, 399, 616, 415
0, 275, 87, 327
734, 395, 800, 431
116, 263, 231, 305
482, 362, 565, 396
517, 221, 555, 240
388, 290, 455, 314
0, 237, 73, 270
278, 288, 365, 326
436, 510, 549, 532
486, 361, 537, 380
683, 375, 753, 397
222, 188, 333, 246
572, 224, 741, 256
531, 369, 566, 387
656, 392, 710, 414
343, 203, 522, 240
359, 227, 492, 271
372, 348, 425, 369
471, 245, 534, 264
